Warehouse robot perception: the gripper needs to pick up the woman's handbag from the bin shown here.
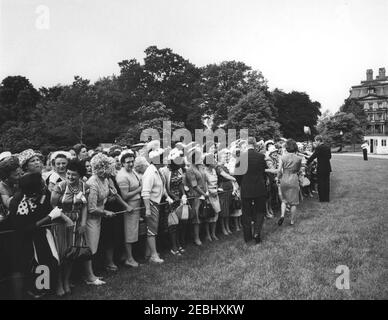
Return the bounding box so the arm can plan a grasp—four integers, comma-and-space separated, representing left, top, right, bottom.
175, 203, 194, 221
231, 194, 242, 210
167, 210, 179, 227
299, 175, 311, 187
199, 200, 216, 220
64, 231, 92, 262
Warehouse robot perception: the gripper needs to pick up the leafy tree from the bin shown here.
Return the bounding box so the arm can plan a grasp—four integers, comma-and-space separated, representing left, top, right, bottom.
340, 99, 367, 128
273, 89, 321, 140
319, 112, 364, 148
143, 46, 201, 125
227, 89, 280, 140
0, 76, 40, 124
117, 101, 184, 145
200, 61, 267, 128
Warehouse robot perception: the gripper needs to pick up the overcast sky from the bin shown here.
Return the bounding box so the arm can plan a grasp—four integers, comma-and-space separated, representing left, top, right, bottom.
1, 0, 387, 113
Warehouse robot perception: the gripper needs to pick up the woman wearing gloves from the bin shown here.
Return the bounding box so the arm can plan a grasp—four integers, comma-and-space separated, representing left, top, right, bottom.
160, 148, 187, 255
50, 159, 89, 296
84, 154, 132, 285
141, 140, 173, 264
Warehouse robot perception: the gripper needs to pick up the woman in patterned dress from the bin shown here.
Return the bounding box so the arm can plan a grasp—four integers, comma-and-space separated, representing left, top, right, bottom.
216, 149, 236, 235
160, 148, 187, 255
50, 159, 88, 296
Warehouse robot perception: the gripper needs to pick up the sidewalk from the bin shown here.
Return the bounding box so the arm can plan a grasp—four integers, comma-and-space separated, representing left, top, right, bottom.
332, 152, 388, 160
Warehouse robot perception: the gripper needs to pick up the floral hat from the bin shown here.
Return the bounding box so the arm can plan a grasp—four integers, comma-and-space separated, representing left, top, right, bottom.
17, 149, 43, 168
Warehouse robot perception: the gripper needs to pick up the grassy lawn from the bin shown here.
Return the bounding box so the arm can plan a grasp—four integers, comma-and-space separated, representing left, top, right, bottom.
56, 155, 388, 300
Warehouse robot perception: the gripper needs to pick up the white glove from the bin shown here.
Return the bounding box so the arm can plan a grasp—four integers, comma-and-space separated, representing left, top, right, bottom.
181, 195, 187, 205
48, 207, 63, 220
167, 197, 174, 205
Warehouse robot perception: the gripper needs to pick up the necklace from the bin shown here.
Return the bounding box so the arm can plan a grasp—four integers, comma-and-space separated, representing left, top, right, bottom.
68, 181, 80, 194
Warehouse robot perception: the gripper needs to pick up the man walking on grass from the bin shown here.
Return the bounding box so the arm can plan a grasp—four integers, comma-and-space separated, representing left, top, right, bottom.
306, 135, 331, 202
235, 137, 267, 244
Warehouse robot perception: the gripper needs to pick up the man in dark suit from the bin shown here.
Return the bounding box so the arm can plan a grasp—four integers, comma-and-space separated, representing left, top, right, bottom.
306, 135, 332, 202
235, 137, 267, 244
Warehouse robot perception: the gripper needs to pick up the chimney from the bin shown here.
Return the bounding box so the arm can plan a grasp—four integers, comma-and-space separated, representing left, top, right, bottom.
378, 67, 386, 79
366, 69, 373, 81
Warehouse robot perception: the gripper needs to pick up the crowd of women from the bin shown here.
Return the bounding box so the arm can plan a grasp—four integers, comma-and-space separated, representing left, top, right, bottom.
0, 137, 317, 299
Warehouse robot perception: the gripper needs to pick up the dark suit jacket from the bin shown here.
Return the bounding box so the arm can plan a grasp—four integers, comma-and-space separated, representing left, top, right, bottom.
235, 148, 267, 198
306, 143, 332, 175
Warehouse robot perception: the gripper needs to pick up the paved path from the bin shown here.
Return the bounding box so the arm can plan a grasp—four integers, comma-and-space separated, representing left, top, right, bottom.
333, 152, 388, 160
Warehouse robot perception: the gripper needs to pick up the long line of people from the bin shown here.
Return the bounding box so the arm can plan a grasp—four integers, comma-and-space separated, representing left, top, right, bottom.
0, 137, 317, 299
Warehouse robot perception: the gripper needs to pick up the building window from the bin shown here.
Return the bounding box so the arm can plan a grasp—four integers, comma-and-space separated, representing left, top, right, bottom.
382, 140, 387, 147
375, 140, 378, 147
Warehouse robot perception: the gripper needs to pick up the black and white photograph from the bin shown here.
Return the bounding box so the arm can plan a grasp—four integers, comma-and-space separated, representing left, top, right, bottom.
0, 0, 387, 304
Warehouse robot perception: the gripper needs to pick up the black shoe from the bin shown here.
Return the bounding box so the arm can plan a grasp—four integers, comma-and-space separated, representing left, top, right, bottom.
278, 217, 284, 226
254, 235, 262, 244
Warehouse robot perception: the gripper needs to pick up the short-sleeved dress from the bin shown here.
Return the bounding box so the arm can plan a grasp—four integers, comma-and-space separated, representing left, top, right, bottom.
116, 168, 142, 244
216, 165, 233, 218
184, 164, 207, 224
203, 167, 221, 223
86, 175, 117, 254
279, 153, 302, 206
51, 180, 88, 262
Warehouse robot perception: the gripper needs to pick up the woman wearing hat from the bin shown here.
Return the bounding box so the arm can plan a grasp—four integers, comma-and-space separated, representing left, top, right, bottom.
50, 159, 89, 296
159, 148, 188, 255
18, 149, 44, 175
216, 148, 236, 235
141, 141, 173, 263
184, 146, 208, 246
47, 152, 70, 192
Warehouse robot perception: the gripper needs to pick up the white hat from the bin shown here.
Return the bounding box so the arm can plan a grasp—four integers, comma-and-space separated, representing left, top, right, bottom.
50, 151, 72, 163
119, 149, 135, 163
264, 140, 275, 148
0, 151, 12, 162
267, 144, 277, 154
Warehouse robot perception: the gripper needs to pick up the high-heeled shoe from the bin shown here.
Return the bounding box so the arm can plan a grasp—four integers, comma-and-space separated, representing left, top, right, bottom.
278, 217, 284, 226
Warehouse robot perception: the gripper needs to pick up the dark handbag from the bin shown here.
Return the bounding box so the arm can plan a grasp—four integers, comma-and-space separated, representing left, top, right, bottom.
64, 230, 92, 262
231, 195, 242, 210
199, 200, 216, 220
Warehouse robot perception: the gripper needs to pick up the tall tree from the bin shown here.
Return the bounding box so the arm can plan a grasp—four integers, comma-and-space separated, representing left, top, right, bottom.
116, 101, 184, 145
273, 89, 321, 140
0, 76, 40, 124
227, 89, 280, 140
318, 112, 364, 148
200, 61, 267, 128
340, 99, 367, 128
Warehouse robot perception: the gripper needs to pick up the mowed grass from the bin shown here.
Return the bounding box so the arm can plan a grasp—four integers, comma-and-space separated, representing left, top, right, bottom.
58, 156, 388, 300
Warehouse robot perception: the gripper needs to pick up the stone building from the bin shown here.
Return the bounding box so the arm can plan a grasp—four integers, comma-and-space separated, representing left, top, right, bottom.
348, 67, 388, 154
